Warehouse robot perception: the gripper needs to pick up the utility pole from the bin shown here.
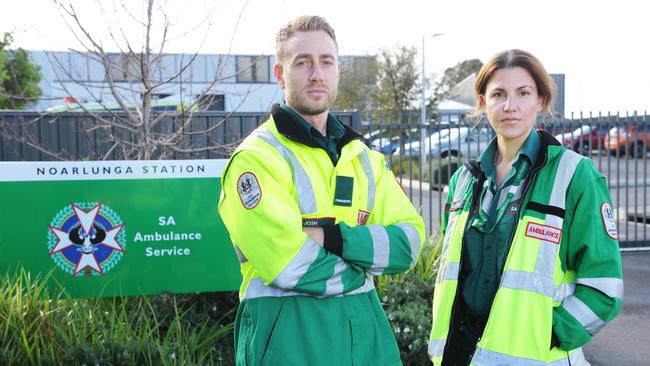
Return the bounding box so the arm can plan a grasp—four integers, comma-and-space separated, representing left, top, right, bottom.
420, 33, 445, 166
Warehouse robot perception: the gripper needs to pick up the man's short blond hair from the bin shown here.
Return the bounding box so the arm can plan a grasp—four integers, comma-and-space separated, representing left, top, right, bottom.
275, 15, 338, 62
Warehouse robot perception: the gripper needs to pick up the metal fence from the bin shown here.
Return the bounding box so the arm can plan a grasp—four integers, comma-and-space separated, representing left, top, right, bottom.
1, 110, 648, 248
0, 110, 361, 161
360, 111, 649, 249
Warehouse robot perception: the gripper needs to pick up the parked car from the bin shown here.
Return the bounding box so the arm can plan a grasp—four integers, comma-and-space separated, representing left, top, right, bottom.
553, 124, 610, 156
370, 136, 395, 153
604, 124, 650, 158
362, 129, 382, 145
365, 128, 419, 154
394, 126, 493, 158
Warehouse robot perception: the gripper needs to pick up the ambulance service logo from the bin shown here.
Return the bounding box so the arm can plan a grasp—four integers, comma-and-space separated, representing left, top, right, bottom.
237, 172, 262, 209
48, 202, 126, 276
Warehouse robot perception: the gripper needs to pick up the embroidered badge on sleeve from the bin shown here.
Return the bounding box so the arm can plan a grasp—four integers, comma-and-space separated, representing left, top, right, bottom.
600, 202, 618, 239
237, 172, 262, 209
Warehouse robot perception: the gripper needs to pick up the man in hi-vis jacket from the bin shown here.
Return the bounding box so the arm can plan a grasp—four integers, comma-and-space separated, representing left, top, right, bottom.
218, 15, 425, 366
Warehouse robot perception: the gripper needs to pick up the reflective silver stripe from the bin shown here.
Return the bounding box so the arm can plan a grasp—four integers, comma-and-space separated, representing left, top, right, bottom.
346, 274, 376, 296
453, 167, 473, 200
243, 278, 291, 299
472, 346, 588, 365
243, 275, 376, 300
358, 149, 376, 211
535, 239, 560, 275
481, 189, 494, 213
534, 212, 562, 275
551, 347, 589, 366
438, 166, 472, 285
439, 215, 454, 267
324, 258, 347, 295
395, 222, 421, 265
501, 269, 554, 297
549, 150, 584, 209
436, 262, 460, 284
257, 129, 318, 214
553, 283, 576, 302
428, 339, 446, 359
271, 237, 320, 290
367, 224, 390, 275
234, 246, 248, 263
562, 295, 606, 335
577, 277, 624, 299
472, 347, 544, 365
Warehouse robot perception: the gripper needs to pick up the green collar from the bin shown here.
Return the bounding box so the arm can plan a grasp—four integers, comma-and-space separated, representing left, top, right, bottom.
280, 103, 346, 140
479, 128, 541, 182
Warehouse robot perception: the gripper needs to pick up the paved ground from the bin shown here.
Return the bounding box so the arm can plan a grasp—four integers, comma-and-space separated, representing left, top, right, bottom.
583, 251, 650, 365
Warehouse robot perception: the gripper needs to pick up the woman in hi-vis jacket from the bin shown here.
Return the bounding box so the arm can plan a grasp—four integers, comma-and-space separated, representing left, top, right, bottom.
428, 49, 622, 366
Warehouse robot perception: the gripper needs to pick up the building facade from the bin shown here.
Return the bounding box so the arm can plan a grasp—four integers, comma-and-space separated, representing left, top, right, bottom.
30, 51, 284, 112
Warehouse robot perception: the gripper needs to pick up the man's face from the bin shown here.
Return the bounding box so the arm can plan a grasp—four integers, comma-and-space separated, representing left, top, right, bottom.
274, 30, 340, 116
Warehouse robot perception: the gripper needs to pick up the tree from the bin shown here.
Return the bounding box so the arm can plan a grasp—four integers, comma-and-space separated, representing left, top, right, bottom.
430, 58, 483, 108
0, 32, 42, 109
333, 56, 377, 121
371, 46, 421, 120
0, 0, 252, 161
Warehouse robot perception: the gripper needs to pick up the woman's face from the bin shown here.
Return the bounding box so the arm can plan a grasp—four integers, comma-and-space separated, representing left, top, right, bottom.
480, 67, 542, 145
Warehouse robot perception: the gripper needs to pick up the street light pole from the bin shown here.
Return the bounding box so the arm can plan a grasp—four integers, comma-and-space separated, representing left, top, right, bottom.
420, 33, 445, 162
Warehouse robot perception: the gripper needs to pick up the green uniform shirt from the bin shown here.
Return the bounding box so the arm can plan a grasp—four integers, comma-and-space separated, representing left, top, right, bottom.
461, 129, 540, 317
280, 103, 345, 165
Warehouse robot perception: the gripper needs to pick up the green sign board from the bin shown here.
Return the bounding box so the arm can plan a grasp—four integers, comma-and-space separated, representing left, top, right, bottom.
0, 159, 242, 297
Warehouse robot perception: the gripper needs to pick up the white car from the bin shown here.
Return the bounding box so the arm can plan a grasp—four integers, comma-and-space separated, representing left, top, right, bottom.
394, 127, 493, 158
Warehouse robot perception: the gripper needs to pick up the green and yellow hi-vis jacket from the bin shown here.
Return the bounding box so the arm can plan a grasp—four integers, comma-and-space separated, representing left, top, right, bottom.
428, 130, 623, 365
219, 105, 425, 366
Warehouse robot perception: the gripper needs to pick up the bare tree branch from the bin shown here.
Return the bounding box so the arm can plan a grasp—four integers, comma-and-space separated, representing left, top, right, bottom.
15, 0, 260, 161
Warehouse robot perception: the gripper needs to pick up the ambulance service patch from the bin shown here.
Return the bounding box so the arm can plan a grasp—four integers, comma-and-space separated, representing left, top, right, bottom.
525, 222, 562, 244
357, 209, 371, 225
238, 172, 262, 209
600, 202, 618, 239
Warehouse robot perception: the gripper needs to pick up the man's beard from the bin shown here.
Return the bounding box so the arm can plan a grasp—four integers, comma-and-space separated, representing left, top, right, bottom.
287, 86, 337, 116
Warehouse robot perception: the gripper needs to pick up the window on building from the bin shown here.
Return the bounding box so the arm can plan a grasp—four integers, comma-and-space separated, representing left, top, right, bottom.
195, 94, 225, 111
236, 56, 270, 83
106, 53, 143, 82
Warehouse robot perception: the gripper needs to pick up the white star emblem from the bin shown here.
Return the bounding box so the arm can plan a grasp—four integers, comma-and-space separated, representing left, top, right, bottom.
49, 203, 125, 276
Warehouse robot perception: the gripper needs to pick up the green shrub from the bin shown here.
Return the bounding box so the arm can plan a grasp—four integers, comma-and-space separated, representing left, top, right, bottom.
377, 235, 442, 365
2, 235, 445, 366
0, 269, 237, 365
390, 156, 462, 185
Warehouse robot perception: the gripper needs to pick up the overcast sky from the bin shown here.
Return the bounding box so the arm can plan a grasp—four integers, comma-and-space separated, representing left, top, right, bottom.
2, 0, 648, 116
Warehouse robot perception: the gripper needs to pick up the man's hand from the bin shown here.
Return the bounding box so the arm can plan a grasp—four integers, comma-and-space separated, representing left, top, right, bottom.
303, 227, 324, 247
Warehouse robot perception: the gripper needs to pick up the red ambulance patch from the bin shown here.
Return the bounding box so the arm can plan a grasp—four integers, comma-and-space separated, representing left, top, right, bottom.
237, 172, 262, 209
357, 209, 371, 225
525, 222, 562, 244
